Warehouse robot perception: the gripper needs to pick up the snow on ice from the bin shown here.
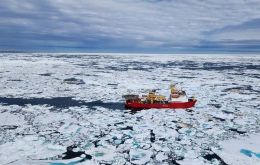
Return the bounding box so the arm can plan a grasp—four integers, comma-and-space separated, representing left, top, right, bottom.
0, 53, 259, 165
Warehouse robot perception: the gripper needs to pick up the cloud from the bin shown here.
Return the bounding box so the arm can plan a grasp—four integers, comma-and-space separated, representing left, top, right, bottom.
0, 0, 260, 52
205, 18, 260, 41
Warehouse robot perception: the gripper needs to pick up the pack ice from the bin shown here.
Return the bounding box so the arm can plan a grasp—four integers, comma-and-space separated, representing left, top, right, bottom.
0, 53, 259, 165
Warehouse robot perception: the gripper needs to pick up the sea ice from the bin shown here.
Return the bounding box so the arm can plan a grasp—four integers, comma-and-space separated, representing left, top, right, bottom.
0, 53, 259, 164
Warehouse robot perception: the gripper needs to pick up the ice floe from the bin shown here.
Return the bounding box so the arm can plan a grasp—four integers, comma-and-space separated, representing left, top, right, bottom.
213, 133, 260, 165
0, 53, 259, 164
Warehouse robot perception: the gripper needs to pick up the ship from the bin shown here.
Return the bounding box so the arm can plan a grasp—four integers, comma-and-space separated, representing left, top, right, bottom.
123, 84, 196, 110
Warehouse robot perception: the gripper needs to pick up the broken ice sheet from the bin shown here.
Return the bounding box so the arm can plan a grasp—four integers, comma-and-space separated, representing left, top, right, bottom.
0, 53, 260, 164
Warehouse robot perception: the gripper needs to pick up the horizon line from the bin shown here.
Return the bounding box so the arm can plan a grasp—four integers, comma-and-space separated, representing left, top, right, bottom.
1, 51, 260, 56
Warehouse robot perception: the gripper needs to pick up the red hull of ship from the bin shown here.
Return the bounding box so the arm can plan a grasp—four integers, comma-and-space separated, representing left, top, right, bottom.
125, 100, 197, 109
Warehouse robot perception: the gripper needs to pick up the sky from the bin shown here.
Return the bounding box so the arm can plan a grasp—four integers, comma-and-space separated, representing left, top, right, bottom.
0, 0, 260, 53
